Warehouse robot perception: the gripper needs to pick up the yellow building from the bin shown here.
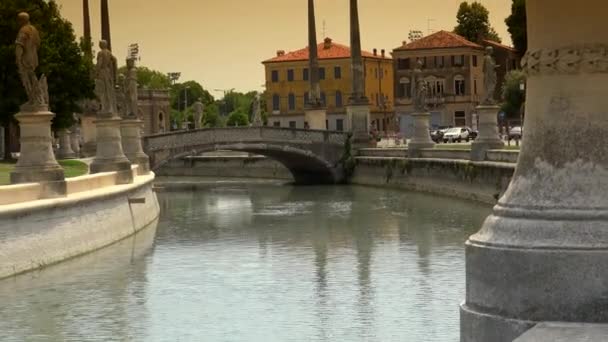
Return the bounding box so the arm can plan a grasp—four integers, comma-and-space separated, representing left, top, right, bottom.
262, 37, 394, 132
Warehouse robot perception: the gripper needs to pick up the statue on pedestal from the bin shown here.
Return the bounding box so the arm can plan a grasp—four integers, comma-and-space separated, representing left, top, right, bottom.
192, 98, 205, 129
125, 58, 138, 118
95, 40, 118, 114
412, 59, 428, 112
482, 46, 498, 105
15, 12, 48, 110
252, 93, 263, 127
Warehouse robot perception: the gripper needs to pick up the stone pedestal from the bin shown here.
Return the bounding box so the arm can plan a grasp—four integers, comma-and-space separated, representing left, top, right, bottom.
120, 119, 150, 174
304, 109, 327, 130
70, 127, 81, 157
90, 113, 133, 184
346, 104, 370, 147
461, 1, 608, 341
10, 110, 66, 197
408, 112, 435, 157
80, 113, 97, 157
470, 105, 504, 161
56, 129, 76, 160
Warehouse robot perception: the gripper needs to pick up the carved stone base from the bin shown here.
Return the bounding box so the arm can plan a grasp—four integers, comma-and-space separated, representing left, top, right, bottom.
304, 109, 327, 130
408, 112, 435, 157
56, 129, 76, 160
10, 111, 66, 198
471, 105, 504, 161
90, 114, 133, 184
346, 104, 370, 148
121, 119, 150, 175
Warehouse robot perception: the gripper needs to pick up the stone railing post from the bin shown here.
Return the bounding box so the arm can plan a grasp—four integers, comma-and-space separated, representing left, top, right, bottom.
461, 1, 608, 341
56, 129, 76, 160
408, 112, 435, 157
121, 119, 150, 174
470, 105, 504, 161
90, 111, 133, 184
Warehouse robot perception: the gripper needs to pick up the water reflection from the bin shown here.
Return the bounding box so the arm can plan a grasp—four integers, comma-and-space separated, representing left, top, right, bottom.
0, 181, 490, 342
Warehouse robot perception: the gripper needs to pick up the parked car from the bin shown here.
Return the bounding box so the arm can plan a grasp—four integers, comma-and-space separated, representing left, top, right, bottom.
469, 129, 478, 140
509, 126, 523, 140
443, 127, 473, 143
430, 126, 452, 143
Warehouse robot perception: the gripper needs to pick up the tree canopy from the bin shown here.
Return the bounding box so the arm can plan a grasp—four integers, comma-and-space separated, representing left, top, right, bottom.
505, 0, 527, 56
454, 1, 502, 43
117, 65, 171, 90
500, 70, 526, 120
0, 0, 94, 130
226, 109, 249, 127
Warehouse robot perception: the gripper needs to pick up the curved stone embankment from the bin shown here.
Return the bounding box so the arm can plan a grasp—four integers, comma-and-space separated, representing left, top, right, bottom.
0, 172, 160, 280
157, 155, 293, 180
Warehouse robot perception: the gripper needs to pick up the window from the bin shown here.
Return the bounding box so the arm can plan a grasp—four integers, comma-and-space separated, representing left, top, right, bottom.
320, 92, 326, 106
288, 93, 295, 110
304, 92, 309, 106
375, 68, 378, 79
454, 111, 466, 126
289, 121, 296, 129
417, 57, 426, 67
325, 120, 328, 130
334, 66, 342, 79
472, 55, 478, 67
336, 119, 344, 132
335, 91, 343, 107
454, 76, 466, 96
303, 68, 309, 81
398, 77, 411, 98
474, 79, 478, 95
273, 121, 281, 127
272, 94, 280, 111
397, 58, 410, 70
287, 69, 294, 82
435, 56, 445, 68
319, 67, 326, 80
452, 55, 465, 67
271, 70, 279, 82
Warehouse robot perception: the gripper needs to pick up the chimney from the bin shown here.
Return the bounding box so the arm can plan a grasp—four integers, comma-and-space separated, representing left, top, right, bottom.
402, 40, 407, 46
381, 49, 385, 58
324, 37, 332, 49
276, 50, 285, 57
373, 48, 377, 56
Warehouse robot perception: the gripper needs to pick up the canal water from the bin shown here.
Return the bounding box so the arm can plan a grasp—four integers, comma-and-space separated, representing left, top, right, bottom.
0, 179, 491, 342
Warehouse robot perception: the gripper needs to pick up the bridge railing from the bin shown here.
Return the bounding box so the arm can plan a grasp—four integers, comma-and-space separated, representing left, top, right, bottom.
143, 127, 348, 152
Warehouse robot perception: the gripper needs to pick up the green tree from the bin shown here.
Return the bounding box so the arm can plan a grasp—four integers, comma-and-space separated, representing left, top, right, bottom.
117, 65, 171, 90
0, 0, 95, 136
500, 70, 526, 119
454, 1, 502, 43
505, 0, 527, 56
203, 102, 222, 127
226, 109, 249, 127
170, 80, 214, 111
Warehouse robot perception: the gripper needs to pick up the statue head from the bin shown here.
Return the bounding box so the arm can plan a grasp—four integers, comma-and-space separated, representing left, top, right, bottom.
17, 12, 30, 26
126, 58, 135, 69
99, 40, 109, 50
485, 46, 494, 56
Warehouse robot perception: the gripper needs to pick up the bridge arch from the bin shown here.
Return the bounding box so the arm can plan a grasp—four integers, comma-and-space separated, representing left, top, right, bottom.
143, 127, 350, 184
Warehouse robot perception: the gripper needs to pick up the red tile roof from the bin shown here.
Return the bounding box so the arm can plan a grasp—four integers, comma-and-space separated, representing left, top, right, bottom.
394, 30, 483, 51
482, 39, 517, 52
263, 37, 391, 63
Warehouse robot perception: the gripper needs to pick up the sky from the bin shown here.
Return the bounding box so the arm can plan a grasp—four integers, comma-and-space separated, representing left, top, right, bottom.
54, 0, 513, 96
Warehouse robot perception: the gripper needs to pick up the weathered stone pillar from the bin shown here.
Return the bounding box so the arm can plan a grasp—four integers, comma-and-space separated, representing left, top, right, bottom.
121, 119, 150, 174
470, 105, 504, 161
461, 1, 608, 341
56, 129, 76, 159
347, 0, 370, 147
10, 110, 66, 197
70, 126, 81, 157
408, 112, 435, 157
90, 113, 133, 184
304, 0, 327, 130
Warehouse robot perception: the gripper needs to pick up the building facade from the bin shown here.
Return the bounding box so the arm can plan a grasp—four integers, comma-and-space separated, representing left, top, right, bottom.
262, 38, 394, 132
392, 31, 520, 137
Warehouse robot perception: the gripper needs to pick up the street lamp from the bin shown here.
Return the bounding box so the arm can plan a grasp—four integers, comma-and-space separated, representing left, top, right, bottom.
167, 72, 181, 85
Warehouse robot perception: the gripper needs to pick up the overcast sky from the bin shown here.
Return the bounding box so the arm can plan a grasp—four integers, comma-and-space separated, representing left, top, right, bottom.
54, 0, 512, 95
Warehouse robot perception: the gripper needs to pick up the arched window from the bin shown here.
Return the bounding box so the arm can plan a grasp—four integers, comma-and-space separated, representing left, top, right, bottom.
158, 112, 165, 132
288, 93, 296, 111
272, 94, 280, 111
335, 91, 343, 108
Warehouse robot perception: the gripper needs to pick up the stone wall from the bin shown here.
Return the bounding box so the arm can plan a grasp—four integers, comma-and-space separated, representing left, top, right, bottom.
0, 173, 160, 280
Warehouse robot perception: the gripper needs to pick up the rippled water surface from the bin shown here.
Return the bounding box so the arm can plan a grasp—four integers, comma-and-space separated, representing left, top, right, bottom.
0, 180, 491, 341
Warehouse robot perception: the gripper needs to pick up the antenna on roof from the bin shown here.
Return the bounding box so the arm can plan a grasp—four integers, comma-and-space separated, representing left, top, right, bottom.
322, 20, 327, 38
427, 18, 436, 35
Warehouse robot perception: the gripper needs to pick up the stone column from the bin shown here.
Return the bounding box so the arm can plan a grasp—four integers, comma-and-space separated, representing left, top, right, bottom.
10, 110, 66, 197
56, 129, 76, 159
470, 105, 504, 160
347, 0, 370, 147
121, 119, 150, 175
70, 126, 81, 157
90, 112, 133, 184
407, 112, 435, 157
461, 1, 608, 341
304, 0, 327, 130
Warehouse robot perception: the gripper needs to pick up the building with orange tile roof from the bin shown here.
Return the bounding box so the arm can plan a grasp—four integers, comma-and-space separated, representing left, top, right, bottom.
262, 37, 394, 132
392, 31, 520, 137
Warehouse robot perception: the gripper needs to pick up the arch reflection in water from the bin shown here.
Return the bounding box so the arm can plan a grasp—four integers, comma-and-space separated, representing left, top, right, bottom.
0, 182, 490, 341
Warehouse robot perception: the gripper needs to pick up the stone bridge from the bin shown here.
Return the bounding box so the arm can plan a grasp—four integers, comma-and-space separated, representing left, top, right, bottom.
143, 127, 350, 184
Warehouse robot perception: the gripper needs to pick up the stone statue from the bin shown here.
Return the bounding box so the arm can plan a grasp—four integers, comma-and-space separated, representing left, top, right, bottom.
412, 59, 428, 111
252, 93, 263, 126
192, 98, 204, 129
125, 58, 138, 118
15, 12, 48, 109
483, 46, 499, 105
95, 40, 118, 113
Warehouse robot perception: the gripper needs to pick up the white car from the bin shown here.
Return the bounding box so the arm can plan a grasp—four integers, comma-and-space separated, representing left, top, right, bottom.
443, 127, 471, 143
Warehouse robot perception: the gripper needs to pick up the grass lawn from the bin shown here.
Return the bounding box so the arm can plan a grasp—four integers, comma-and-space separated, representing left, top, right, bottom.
0, 159, 89, 186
